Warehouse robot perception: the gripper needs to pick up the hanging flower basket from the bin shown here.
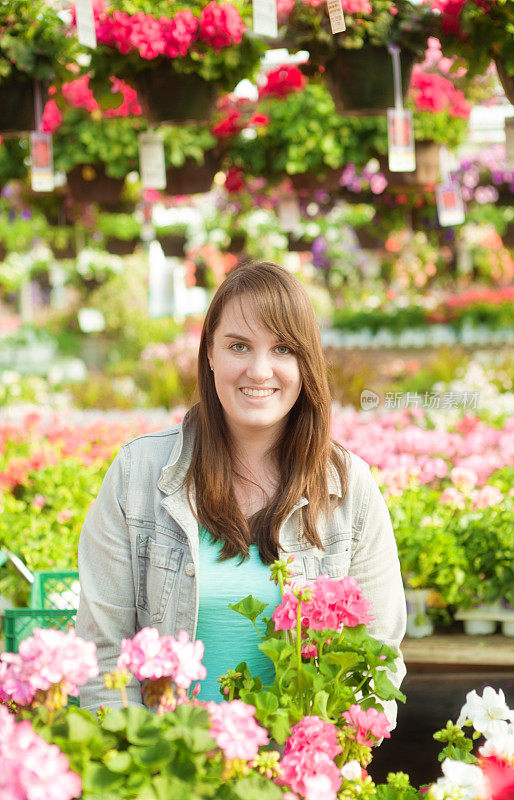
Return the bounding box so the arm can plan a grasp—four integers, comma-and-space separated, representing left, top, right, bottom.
165, 149, 222, 195
128, 65, 219, 126
324, 45, 416, 116
66, 164, 125, 206
50, 241, 77, 260
156, 234, 187, 257
287, 234, 313, 252
0, 72, 36, 137
379, 140, 440, 188
495, 59, 514, 106
105, 236, 139, 256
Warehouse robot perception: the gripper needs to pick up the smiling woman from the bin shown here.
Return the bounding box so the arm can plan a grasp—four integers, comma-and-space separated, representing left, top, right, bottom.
76, 260, 407, 717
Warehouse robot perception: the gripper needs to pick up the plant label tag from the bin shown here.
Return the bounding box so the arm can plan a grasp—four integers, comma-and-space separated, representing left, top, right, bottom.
436, 181, 465, 227
387, 108, 415, 172
30, 133, 54, 192
139, 132, 166, 190
277, 196, 300, 232
327, 0, 346, 34
75, 0, 97, 48
253, 0, 278, 38
505, 117, 514, 171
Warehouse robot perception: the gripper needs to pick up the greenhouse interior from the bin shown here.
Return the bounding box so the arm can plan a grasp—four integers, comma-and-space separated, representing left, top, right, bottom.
0, 0, 513, 798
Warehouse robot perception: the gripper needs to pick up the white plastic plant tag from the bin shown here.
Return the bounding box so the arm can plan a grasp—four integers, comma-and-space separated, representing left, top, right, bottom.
139, 132, 166, 190
75, 0, 97, 48
436, 181, 465, 227
253, 0, 278, 39
277, 195, 301, 232
505, 117, 514, 171
327, 0, 346, 34
78, 308, 106, 333
30, 133, 54, 192
387, 108, 415, 172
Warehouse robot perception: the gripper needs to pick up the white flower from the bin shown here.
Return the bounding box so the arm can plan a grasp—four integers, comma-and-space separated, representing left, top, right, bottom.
457, 687, 514, 739
479, 730, 514, 761
341, 761, 362, 781
429, 759, 487, 800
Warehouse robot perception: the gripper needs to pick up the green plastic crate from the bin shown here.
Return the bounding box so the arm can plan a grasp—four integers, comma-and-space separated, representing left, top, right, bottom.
29, 570, 80, 611
4, 608, 77, 652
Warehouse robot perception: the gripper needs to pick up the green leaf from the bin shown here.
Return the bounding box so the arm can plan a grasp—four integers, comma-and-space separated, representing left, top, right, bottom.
103, 750, 132, 773
312, 690, 330, 719
82, 762, 126, 792
228, 594, 268, 623
129, 739, 174, 769
373, 670, 406, 703
258, 638, 293, 665
269, 709, 294, 745
324, 651, 361, 671
64, 710, 100, 744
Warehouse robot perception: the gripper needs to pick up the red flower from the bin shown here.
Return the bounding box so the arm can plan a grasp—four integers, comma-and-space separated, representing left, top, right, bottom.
481, 756, 514, 800
259, 65, 306, 98
198, 1, 245, 51
247, 112, 270, 128
41, 99, 63, 133
211, 109, 243, 138
62, 75, 99, 112
105, 77, 142, 117
161, 9, 199, 57
224, 167, 245, 192
410, 67, 471, 119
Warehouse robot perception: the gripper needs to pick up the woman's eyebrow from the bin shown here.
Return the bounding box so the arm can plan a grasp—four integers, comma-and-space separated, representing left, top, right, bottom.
223, 332, 252, 342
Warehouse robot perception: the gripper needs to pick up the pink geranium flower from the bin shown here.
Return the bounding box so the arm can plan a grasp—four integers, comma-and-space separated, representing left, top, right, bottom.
278, 747, 342, 800
41, 100, 63, 134
342, 704, 391, 746
439, 487, 467, 508
208, 699, 269, 760
272, 587, 299, 631
167, 630, 207, 689
117, 628, 206, 690
0, 705, 82, 800
198, 1, 245, 50
301, 575, 374, 630
284, 716, 341, 760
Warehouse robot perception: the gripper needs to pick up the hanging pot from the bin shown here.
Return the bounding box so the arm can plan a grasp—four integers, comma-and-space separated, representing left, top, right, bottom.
289, 168, 342, 194
128, 64, 219, 125
156, 233, 187, 257
0, 71, 38, 137
495, 59, 514, 105
287, 234, 314, 252
354, 227, 383, 250
165, 149, 222, 195
67, 164, 125, 206
379, 140, 440, 188
502, 223, 514, 249
105, 236, 139, 256
324, 45, 416, 116
50, 241, 77, 260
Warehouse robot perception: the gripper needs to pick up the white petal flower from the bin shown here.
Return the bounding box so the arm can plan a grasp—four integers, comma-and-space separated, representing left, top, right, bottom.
341, 761, 362, 781
479, 731, 514, 761
457, 687, 514, 739
438, 758, 487, 800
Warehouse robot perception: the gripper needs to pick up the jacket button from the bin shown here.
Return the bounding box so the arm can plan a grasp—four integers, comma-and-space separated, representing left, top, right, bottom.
185, 562, 195, 577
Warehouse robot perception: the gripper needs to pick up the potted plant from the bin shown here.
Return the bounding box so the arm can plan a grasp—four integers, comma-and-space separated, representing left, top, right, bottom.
161, 124, 221, 195
96, 211, 142, 255
278, 0, 437, 115
82, 0, 264, 126
0, 0, 77, 135
155, 223, 189, 257
434, 0, 514, 103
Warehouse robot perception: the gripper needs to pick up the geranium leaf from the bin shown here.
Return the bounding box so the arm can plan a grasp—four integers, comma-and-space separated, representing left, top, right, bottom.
228, 595, 268, 623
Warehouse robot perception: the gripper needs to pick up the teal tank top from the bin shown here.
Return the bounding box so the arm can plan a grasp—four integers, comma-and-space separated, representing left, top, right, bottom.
195, 526, 281, 703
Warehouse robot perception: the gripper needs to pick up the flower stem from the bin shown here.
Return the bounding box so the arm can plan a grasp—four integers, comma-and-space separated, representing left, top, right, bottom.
120, 685, 129, 708
296, 598, 303, 711
252, 619, 264, 641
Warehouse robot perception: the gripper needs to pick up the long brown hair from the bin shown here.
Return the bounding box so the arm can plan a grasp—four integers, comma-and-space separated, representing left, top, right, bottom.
184, 260, 348, 563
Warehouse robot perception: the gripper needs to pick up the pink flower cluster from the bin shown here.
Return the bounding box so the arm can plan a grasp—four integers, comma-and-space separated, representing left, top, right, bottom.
0, 705, 82, 800
0, 628, 98, 706
278, 716, 342, 800
272, 575, 374, 632
117, 627, 206, 689
208, 699, 269, 760
410, 67, 471, 119
277, 0, 371, 21
88, 0, 244, 59
342, 703, 391, 746
42, 75, 142, 133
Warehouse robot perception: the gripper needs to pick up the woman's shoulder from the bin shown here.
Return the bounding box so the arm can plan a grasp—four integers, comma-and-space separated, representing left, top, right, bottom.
331, 442, 377, 495
120, 422, 185, 470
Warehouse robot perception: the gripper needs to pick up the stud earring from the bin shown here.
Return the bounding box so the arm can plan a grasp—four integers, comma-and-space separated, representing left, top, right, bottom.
210, 365, 214, 372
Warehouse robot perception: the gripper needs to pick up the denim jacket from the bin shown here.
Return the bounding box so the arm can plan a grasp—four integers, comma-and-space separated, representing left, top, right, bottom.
76, 412, 406, 724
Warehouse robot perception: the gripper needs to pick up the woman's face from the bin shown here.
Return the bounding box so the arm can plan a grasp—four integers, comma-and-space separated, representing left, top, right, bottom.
208, 296, 302, 442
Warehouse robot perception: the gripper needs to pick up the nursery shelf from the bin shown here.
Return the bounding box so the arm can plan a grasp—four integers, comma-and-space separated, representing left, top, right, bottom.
403, 633, 514, 671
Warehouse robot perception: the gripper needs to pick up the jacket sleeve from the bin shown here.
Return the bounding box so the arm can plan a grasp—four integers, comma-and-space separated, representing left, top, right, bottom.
348, 461, 407, 731
76, 445, 144, 713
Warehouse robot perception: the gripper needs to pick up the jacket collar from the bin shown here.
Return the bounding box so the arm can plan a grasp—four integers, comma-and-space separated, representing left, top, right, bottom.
157, 406, 343, 499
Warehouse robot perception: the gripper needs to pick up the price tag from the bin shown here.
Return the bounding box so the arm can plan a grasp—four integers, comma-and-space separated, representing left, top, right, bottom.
436, 181, 465, 227
505, 117, 514, 171
253, 0, 278, 38
30, 133, 54, 192
75, 0, 97, 48
277, 196, 300, 232
387, 108, 415, 172
139, 132, 166, 190
327, 0, 345, 34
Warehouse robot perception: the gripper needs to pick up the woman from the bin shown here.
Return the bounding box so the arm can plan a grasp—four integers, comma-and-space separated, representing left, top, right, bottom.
76, 260, 406, 723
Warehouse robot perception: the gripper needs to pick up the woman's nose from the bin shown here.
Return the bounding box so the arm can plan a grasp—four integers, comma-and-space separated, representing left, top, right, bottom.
246, 352, 273, 382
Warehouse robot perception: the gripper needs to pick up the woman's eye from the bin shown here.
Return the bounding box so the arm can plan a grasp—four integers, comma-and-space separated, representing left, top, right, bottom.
230, 343, 248, 352
275, 345, 291, 355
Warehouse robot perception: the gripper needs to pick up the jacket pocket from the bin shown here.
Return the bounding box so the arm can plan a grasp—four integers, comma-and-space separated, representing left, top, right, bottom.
136, 534, 183, 623
301, 548, 351, 581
